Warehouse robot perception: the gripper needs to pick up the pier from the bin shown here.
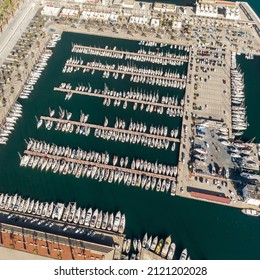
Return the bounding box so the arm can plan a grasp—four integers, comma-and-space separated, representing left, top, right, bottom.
40, 116, 180, 143
71, 44, 189, 63
53, 87, 183, 110
65, 62, 186, 82
23, 150, 176, 182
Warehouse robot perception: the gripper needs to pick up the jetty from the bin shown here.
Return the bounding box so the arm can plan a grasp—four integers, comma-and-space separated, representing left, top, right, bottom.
71, 44, 189, 63
53, 87, 183, 110
65, 62, 186, 83
23, 149, 176, 182
40, 116, 180, 143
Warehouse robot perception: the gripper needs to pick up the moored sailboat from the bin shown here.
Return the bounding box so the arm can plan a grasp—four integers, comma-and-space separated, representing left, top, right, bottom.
112, 211, 121, 232
179, 248, 188, 260
118, 213, 125, 233
107, 213, 114, 231
84, 208, 93, 226
150, 236, 158, 251
167, 243, 176, 260
161, 235, 171, 258
101, 212, 109, 230
90, 208, 99, 228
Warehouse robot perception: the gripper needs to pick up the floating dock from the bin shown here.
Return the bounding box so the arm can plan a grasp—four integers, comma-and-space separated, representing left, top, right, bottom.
53, 87, 183, 110
65, 62, 186, 82
71, 44, 188, 63
40, 116, 180, 143
23, 150, 177, 182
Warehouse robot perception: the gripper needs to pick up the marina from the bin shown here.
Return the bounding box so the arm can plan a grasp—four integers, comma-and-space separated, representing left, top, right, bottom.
0, 0, 260, 261
0, 30, 184, 256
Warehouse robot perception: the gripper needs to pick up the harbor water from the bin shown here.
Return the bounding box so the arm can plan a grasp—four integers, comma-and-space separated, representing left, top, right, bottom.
0, 23, 260, 259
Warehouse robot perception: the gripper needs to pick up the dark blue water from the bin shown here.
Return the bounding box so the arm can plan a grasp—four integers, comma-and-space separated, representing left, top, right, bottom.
0, 1, 260, 260
246, 0, 260, 15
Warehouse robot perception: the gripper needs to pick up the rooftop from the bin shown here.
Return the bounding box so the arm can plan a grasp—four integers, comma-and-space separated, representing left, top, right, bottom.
123, 0, 135, 5
0, 222, 115, 260
113, 0, 123, 5
153, 2, 176, 10
198, 0, 237, 7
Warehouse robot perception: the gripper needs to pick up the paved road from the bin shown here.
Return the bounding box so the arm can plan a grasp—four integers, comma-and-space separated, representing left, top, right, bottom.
0, 0, 40, 67
239, 2, 260, 38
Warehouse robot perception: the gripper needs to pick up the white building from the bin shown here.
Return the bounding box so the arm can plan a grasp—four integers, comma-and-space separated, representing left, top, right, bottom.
150, 18, 160, 28
129, 16, 149, 25
225, 7, 240, 20
134, 1, 152, 10
122, 0, 135, 9
60, 8, 79, 18
153, 2, 176, 13
109, 14, 119, 22
243, 185, 260, 206
112, 0, 123, 8
81, 11, 109, 21
196, 0, 240, 19
41, 6, 61, 17
195, 2, 218, 17
172, 21, 182, 29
